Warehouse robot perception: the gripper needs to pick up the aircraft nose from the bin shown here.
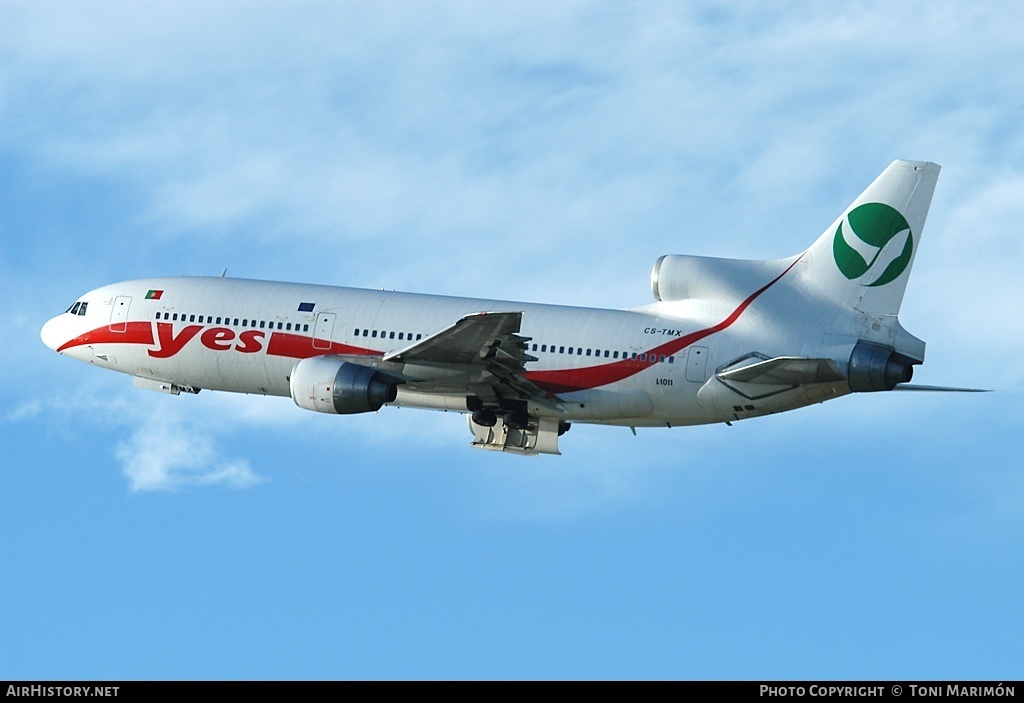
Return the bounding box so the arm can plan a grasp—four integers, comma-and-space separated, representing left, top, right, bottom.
40, 315, 65, 351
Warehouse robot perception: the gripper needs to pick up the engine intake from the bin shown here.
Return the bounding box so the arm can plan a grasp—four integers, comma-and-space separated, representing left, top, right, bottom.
651, 254, 783, 303
290, 356, 398, 414
848, 341, 915, 392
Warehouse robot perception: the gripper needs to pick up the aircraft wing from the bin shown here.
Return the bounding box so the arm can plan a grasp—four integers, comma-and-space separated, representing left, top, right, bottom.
384, 311, 529, 366
382, 311, 550, 402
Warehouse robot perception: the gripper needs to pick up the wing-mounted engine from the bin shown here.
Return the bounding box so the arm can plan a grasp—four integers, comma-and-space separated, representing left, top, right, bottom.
290, 355, 399, 414
651, 254, 792, 303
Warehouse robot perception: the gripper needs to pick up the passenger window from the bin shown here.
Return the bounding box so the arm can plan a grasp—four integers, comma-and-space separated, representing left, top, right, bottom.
243, 319, 248, 327
362, 329, 368, 336
659, 355, 666, 363
586, 349, 592, 356
416, 334, 422, 340
613, 351, 619, 359
304, 324, 309, 332
189, 315, 195, 322
398, 333, 404, 340
604, 350, 609, 358
631, 353, 637, 360
568, 347, 574, 355
372, 330, 377, 338
532, 344, 538, 351
559, 346, 565, 354
669, 356, 674, 363
259, 321, 265, 328
233, 318, 239, 326
389, 331, 395, 339
286, 323, 292, 331
541, 344, 547, 352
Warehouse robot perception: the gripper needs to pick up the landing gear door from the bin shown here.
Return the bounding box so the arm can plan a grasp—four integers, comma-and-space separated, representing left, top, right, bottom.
109, 296, 131, 333
685, 345, 710, 383
313, 312, 336, 351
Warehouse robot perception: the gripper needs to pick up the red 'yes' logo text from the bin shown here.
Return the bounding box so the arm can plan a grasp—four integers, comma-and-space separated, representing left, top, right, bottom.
148, 323, 264, 358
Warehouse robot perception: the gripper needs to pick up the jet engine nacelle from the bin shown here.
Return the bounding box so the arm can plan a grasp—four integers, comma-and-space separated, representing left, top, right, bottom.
290, 356, 398, 414
847, 341, 915, 392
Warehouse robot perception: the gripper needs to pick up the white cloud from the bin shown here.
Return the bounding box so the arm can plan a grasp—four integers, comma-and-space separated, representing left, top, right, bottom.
7, 397, 43, 421
113, 403, 265, 492
7, 1, 1017, 309
3, 364, 475, 492
1, 373, 269, 492
6, 0, 1024, 503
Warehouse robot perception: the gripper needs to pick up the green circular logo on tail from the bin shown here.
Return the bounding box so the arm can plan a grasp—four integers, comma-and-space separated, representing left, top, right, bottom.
833, 202, 913, 287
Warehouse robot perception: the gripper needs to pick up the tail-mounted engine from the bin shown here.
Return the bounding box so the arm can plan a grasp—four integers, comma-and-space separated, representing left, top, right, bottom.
847, 341, 916, 392
651, 254, 784, 303
290, 356, 398, 414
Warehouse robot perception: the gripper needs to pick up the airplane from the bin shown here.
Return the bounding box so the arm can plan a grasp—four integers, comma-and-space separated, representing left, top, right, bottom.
40, 160, 980, 455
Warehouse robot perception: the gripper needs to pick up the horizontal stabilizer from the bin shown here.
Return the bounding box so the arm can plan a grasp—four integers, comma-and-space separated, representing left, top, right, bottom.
717, 356, 845, 386
894, 384, 990, 392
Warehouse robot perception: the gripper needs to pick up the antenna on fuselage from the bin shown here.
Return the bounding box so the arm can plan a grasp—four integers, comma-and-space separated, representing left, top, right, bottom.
219, 268, 228, 278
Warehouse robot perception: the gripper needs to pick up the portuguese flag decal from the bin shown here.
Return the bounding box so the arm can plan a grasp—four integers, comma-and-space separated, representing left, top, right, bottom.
145, 289, 164, 300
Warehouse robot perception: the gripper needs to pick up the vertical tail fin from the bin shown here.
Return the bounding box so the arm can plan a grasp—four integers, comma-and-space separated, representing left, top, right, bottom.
798, 160, 940, 316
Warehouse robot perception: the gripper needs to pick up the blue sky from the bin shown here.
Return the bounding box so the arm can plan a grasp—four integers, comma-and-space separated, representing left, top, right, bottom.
2, 1, 1023, 679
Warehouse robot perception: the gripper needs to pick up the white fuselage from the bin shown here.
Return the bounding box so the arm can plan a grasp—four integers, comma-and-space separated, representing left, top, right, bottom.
41, 273, 845, 428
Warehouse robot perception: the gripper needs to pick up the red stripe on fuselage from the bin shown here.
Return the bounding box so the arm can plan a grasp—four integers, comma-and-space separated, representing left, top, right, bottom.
57, 321, 155, 352
524, 257, 802, 394
54, 259, 798, 391
55, 322, 378, 360
265, 332, 380, 359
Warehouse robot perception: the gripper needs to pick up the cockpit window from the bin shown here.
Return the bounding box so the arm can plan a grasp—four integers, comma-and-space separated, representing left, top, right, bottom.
78, 302, 88, 316
69, 302, 81, 315
66, 301, 88, 316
